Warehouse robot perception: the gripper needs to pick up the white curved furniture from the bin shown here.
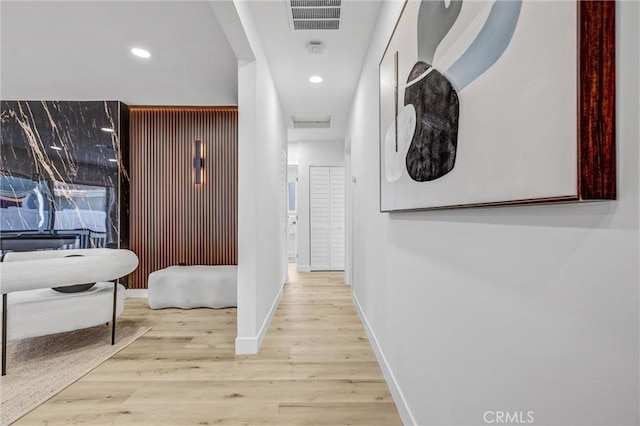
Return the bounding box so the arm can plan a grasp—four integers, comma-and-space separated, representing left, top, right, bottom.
148, 265, 237, 309
4, 282, 125, 341
0, 248, 139, 375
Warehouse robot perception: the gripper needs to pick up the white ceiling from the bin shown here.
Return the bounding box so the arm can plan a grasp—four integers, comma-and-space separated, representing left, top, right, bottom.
248, 0, 381, 142
1, 0, 381, 143
0, 1, 237, 106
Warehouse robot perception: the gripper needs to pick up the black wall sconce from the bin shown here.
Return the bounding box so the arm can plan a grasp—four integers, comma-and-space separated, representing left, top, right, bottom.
194, 140, 204, 184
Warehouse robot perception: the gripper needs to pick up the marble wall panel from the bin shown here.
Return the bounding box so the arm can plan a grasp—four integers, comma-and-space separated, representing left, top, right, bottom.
0, 101, 129, 248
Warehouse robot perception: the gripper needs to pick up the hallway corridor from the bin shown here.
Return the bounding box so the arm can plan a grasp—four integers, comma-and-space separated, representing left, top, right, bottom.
16, 268, 401, 425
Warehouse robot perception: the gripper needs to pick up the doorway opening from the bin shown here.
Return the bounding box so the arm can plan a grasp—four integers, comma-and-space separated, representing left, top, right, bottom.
287, 165, 298, 264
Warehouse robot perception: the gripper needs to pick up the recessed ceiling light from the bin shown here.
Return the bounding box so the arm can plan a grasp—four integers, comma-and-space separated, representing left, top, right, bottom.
309, 75, 323, 83
108, 158, 118, 163
50, 146, 63, 151
131, 47, 151, 58
101, 127, 114, 133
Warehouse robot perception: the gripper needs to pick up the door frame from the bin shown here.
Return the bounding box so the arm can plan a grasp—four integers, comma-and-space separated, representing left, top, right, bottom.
287, 165, 298, 263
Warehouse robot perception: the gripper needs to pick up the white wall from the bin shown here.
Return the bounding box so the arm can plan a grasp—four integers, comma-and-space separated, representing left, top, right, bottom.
295, 140, 345, 272
288, 142, 299, 165
233, 1, 288, 354
344, 135, 356, 285
347, 2, 639, 425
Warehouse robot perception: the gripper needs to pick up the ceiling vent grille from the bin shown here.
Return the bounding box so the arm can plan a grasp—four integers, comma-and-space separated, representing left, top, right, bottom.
291, 115, 332, 129
291, 0, 341, 7
292, 7, 340, 20
288, 0, 341, 31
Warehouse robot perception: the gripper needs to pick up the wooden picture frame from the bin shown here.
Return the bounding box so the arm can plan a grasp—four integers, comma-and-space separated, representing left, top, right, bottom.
379, 0, 615, 212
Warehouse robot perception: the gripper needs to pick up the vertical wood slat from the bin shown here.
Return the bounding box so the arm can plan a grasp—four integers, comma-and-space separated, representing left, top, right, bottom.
128, 107, 238, 289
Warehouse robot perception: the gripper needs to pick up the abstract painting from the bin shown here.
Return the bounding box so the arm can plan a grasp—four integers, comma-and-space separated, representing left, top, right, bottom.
379, 0, 615, 211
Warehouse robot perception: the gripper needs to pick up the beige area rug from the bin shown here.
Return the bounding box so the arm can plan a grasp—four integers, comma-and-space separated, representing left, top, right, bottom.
0, 325, 149, 426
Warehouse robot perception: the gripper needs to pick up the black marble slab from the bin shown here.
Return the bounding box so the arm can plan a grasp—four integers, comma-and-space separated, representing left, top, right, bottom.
0, 101, 129, 248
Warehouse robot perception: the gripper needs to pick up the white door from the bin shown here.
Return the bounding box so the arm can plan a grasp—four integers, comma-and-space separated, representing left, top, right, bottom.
310, 166, 345, 271
310, 167, 331, 270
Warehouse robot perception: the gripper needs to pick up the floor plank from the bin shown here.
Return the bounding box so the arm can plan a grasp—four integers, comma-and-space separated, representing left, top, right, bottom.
16, 265, 401, 425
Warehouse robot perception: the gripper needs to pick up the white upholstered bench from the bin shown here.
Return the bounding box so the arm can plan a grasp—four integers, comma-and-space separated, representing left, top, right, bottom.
3, 282, 124, 342
0, 248, 138, 375
147, 265, 237, 309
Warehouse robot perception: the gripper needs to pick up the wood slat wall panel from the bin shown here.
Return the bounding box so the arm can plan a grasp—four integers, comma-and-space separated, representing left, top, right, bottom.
129, 107, 237, 289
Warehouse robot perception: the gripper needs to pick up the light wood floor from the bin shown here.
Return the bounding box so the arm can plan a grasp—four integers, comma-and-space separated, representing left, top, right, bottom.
17, 266, 401, 425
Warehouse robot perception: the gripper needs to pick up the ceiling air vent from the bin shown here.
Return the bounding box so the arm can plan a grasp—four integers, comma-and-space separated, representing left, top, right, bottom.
291, 114, 331, 129
288, 0, 341, 31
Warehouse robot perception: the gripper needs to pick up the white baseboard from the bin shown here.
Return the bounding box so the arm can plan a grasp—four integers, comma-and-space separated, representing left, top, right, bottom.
234, 337, 258, 354
125, 289, 148, 298
235, 282, 284, 354
352, 291, 416, 426
296, 264, 311, 272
